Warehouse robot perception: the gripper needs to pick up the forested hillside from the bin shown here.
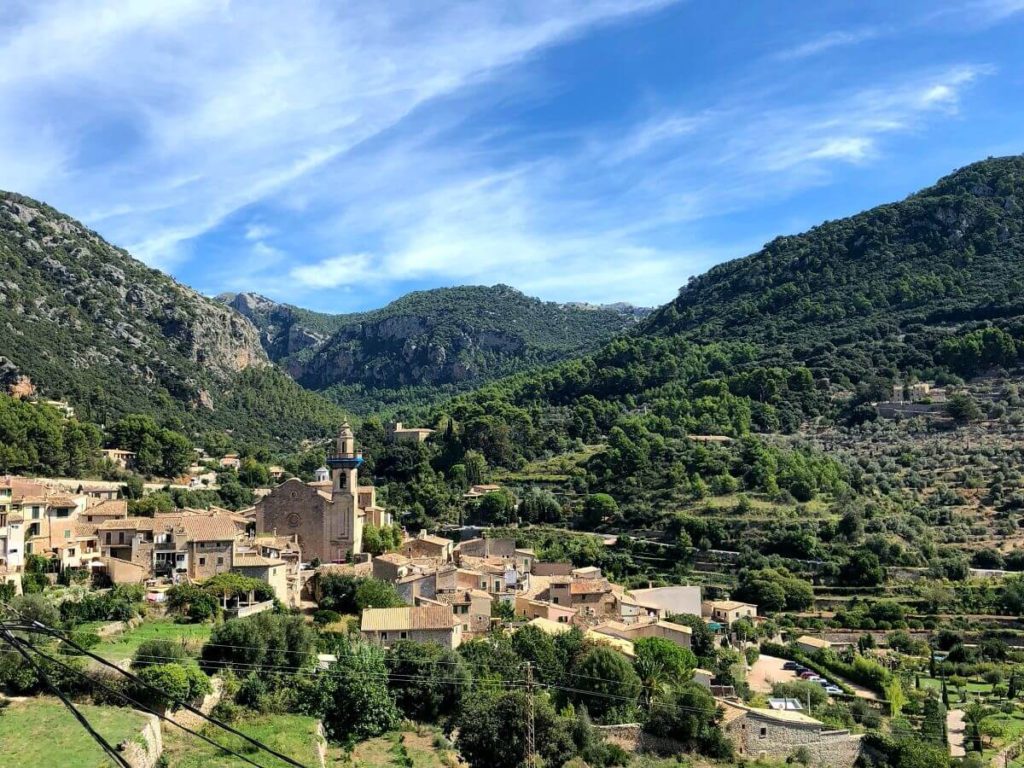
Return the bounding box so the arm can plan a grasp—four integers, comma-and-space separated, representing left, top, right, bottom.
0, 192, 346, 446
428, 156, 1024, 464
354, 157, 1024, 536
648, 155, 1024, 385
229, 284, 641, 413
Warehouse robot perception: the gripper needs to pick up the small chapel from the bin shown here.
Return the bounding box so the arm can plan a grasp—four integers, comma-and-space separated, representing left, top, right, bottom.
255, 422, 390, 563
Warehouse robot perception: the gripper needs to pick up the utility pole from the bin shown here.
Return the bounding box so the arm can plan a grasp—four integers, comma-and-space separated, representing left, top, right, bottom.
524, 662, 536, 768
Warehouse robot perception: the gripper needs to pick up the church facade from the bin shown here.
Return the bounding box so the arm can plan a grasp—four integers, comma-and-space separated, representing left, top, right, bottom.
256, 423, 389, 563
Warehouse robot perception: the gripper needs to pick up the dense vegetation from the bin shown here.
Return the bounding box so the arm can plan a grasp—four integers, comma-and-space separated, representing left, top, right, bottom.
0, 192, 348, 447
234, 284, 642, 413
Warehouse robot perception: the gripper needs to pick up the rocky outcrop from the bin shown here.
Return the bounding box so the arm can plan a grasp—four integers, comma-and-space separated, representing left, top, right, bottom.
0, 192, 269, 420
223, 284, 635, 400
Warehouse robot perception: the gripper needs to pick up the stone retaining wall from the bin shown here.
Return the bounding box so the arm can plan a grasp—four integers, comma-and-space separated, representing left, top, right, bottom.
596, 724, 686, 755
120, 712, 162, 768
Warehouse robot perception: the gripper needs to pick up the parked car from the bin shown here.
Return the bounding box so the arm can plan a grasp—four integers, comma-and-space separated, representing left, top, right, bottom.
825, 685, 844, 695
782, 661, 801, 671
799, 671, 818, 679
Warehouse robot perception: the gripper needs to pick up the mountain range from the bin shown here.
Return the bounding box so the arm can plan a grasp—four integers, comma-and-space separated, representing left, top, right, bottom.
220, 286, 646, 412
3, 155, 1023, 446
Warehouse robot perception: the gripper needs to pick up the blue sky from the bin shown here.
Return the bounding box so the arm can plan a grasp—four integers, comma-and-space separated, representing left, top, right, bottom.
2, 1, 1023, 312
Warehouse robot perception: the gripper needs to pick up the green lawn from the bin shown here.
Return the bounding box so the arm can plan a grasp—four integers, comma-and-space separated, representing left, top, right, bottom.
161, 713, 323, 768
0, 696, 151, 768
92, 618, 212, 663
917, 676, 995, 697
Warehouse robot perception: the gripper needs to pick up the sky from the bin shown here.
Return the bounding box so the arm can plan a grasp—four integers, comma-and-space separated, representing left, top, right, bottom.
1, 1, 1023, 313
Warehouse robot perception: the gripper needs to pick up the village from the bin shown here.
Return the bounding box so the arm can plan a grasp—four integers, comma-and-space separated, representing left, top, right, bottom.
0, 420, 907, 768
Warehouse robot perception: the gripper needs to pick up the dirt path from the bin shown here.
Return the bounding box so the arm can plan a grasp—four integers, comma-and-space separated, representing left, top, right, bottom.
948, 709, 966, 757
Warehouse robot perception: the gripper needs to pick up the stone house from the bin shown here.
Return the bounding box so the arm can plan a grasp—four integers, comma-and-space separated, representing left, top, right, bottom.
233, 554, 289, 604
81, 499, 128, 524
101, 448, 136, 470
515, 596, 577, 624
591, 618, 693, 650
721, 702, 862, 768
430, 589, 493, 635
703, 599, 758, 625
97, 512, 245, 581
387, 422, 435, 444
795, 635, 833, 655
360, 605, 462, 649
401, 530, 454, 561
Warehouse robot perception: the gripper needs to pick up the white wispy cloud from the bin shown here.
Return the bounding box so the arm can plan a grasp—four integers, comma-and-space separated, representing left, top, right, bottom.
267, 63, 990, 306
0, 0, 673, 268
776, 27, 884, 60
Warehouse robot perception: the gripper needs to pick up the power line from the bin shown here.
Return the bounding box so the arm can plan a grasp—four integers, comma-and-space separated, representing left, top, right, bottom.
1, 607, 309, 768
17, 638, 308, 768
0, 620, 131, 768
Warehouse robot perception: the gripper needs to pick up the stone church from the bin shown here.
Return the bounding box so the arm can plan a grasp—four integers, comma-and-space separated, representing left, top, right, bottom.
255, 423, 390, 563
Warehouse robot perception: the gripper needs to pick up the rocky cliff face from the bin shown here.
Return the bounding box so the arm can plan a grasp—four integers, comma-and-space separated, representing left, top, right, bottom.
0, 192, 268, 420
218, 291, 342, 361
222, 284, 638, 403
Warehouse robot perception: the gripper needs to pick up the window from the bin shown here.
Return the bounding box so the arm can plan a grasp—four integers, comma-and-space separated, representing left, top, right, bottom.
199, 557, 206, 566
64, 530, 71, 539
381, 632, 388, 641
118, 532, 125, 544
400, 631, 408, 639
759, 727, 767, 739
480, 580, 487, 590
552, 597, 559, 604
494, 580, 501, 592
217, 557, 224, 566
32, 506, 41, 519
176, 554, 185, 561
55, 508, 69, 518
105, 533, 111, 544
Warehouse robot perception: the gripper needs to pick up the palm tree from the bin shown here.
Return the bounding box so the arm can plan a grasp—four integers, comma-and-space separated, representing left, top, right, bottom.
634, 656, 671, 711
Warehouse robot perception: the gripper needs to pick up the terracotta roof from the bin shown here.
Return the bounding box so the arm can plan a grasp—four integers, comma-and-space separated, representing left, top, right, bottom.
73, 523, 100, 538
96, 517, 158, 531
375, 553, 410, 565
413, 534, 454, 547
721, 700, 823, 726
233, 554, 285, 568
796, 635, 832, 649
709, 600, 756, 611
361, 605, 457, 632
570, 579, 611, 595
435, 589, 492, 606
86, 499, 128, 517
173, 515, 241, 541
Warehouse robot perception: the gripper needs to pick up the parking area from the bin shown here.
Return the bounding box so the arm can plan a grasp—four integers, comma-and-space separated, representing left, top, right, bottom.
747, 654, 800, 693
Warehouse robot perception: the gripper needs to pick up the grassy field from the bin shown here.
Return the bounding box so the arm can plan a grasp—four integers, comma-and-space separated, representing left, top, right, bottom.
348, 729, 456, 768
161, 713, 323, 768
91, 618, 212, 662
0, 696, 151, 767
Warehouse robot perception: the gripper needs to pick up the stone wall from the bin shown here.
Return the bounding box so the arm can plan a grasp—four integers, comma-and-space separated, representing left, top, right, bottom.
120, 713, 162, 768
596, 724, 687, 755
726, 716, 862, 768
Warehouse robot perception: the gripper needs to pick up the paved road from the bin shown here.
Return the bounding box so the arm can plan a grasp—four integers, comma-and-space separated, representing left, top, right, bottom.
948, 709, 966, 757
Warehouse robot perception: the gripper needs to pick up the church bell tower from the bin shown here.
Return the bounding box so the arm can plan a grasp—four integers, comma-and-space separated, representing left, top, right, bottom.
327, 422, 362, 495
